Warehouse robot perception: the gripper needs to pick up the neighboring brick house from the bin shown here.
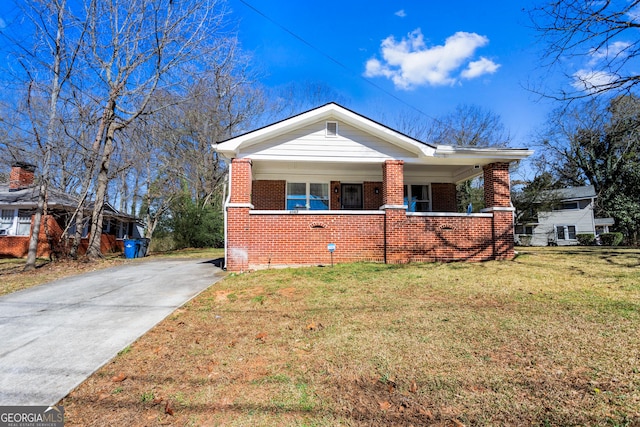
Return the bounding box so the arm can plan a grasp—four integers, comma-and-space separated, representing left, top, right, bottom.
214, 103, 533, 271
0, 162, 142, 258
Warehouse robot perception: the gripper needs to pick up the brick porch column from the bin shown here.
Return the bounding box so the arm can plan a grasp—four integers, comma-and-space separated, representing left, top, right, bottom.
482, 162, 515, 260
382, 160, 406, 263
226, 158, 253, 271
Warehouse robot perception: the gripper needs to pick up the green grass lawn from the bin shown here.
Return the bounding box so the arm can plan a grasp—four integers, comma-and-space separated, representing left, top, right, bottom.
62, 246, 640, 426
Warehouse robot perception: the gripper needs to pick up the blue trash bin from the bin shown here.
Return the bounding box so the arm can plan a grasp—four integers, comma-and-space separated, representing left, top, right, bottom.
124, 239, 137, 259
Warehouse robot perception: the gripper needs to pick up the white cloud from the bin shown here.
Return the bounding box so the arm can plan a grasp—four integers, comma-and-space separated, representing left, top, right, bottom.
572, 69, 617, 93
364, 29, 499, 89
461, 57, 500, 79
588, 41, 631, 65
395, 9, 407, 18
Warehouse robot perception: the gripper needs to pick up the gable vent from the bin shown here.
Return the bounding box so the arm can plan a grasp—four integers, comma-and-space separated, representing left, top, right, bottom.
326, 121, 338, 137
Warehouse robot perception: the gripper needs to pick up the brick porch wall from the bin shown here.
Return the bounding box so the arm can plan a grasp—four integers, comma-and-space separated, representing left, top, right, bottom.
402, 215, 494, 262
225, 160, 516, 271
246, 213, 384, 267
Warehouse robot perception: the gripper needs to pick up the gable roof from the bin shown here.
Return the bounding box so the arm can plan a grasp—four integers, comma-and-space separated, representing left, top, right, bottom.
547, 185, 596, 201
0, 184, 137, 220
0, 184, 81, 208
214, 103, 533, 164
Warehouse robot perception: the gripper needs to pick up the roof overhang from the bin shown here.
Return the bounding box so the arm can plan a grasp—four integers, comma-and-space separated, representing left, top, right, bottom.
213, 103, 533, 170
215, 103, 436, 159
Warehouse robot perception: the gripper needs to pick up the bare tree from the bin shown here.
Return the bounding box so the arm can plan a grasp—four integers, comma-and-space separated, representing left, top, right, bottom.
429, 104, 511, 147
79, 0, 234, 258
531, 0, 640, 100
1, 0, 85, 270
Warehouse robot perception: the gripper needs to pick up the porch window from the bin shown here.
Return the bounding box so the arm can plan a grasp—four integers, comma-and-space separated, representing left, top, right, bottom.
1, 209, 14, 234
404, 184, 431, 212
286, 183, 329, 210
16, 210, 32, 236
68, 217, 90, 238
555, 225, 576, 241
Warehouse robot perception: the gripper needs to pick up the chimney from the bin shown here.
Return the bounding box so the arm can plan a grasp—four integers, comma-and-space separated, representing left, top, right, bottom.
9, 162, 36, 191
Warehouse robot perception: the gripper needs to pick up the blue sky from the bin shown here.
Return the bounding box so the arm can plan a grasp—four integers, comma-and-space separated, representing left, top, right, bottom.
227, 0, 558, 149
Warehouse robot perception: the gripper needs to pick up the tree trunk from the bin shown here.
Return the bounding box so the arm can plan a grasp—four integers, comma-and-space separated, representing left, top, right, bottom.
86, 120, 118, 259
24, 2, 65, 271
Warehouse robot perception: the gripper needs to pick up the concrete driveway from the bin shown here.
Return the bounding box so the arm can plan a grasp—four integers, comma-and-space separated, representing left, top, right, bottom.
0, 257, 224, 406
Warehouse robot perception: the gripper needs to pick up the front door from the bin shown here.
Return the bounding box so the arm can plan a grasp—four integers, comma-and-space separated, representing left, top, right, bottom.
341, 184, 363, 210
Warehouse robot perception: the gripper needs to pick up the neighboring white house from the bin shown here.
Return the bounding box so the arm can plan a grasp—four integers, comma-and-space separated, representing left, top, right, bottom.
516, 185, 614, 246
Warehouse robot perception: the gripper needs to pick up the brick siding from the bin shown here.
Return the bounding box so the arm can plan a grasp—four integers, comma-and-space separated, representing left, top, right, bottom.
252, 180, 285, 210
363, 182, 383, 210
431, 183, 457, 212
226, 160, 516, 270
0, 215, 123, 258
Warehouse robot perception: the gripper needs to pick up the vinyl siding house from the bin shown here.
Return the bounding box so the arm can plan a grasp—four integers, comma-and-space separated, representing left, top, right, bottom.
0, 163, 142, 258
515, 185, 614, 246
215, 103, 533, 271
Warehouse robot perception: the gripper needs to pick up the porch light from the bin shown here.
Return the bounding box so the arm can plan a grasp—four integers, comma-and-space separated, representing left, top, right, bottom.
334, 187, 339, 193
374, 187, 380, 194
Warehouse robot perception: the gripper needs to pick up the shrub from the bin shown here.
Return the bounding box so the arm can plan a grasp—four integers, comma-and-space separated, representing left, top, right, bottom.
599, 232, 624, 246
518, 235, 532, 246
576, 233, 596, 246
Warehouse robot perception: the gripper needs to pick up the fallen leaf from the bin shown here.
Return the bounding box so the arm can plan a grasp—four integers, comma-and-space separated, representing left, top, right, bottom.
111, 372, 127, 382
165, 400, 174, 416
255, 332, 267, 342
452, 420, 465, 427
152, 396, 164, 405
97, 392, 110, 401
378, 401, 391, 411
228, 340, 238, 348
418, 408, 433, 419
409, 381, 418, 393
306, 321, 324, 331
166, 327, 175, 332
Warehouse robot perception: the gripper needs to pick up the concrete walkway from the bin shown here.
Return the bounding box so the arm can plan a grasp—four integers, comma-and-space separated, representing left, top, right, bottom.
0, 258, 224, 406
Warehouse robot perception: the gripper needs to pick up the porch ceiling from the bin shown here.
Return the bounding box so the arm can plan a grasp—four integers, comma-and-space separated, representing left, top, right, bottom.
250, 160, 484, 184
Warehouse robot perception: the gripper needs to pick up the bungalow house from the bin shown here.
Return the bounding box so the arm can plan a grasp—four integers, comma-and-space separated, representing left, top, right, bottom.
0, 162, 142, 258
214, 103, 533, 271
515, 185, 614, 246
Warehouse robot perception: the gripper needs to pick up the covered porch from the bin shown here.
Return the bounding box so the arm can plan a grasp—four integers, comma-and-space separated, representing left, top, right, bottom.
225, 157, 515, 271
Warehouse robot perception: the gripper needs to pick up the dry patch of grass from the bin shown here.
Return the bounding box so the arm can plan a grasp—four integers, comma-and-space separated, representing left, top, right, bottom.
61, 247, 640, 426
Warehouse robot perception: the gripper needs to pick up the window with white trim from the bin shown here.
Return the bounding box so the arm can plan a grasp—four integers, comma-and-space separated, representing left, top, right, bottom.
555, 225, 576, 241
286, 182, 329, 210
403, 184, 431, 212
1, 209, 14, 234
16, 210, 32, 236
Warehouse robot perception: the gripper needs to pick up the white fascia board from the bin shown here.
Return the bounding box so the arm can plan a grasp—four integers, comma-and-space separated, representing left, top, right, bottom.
214, 103, 435, 159
434, 145, 533, 162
